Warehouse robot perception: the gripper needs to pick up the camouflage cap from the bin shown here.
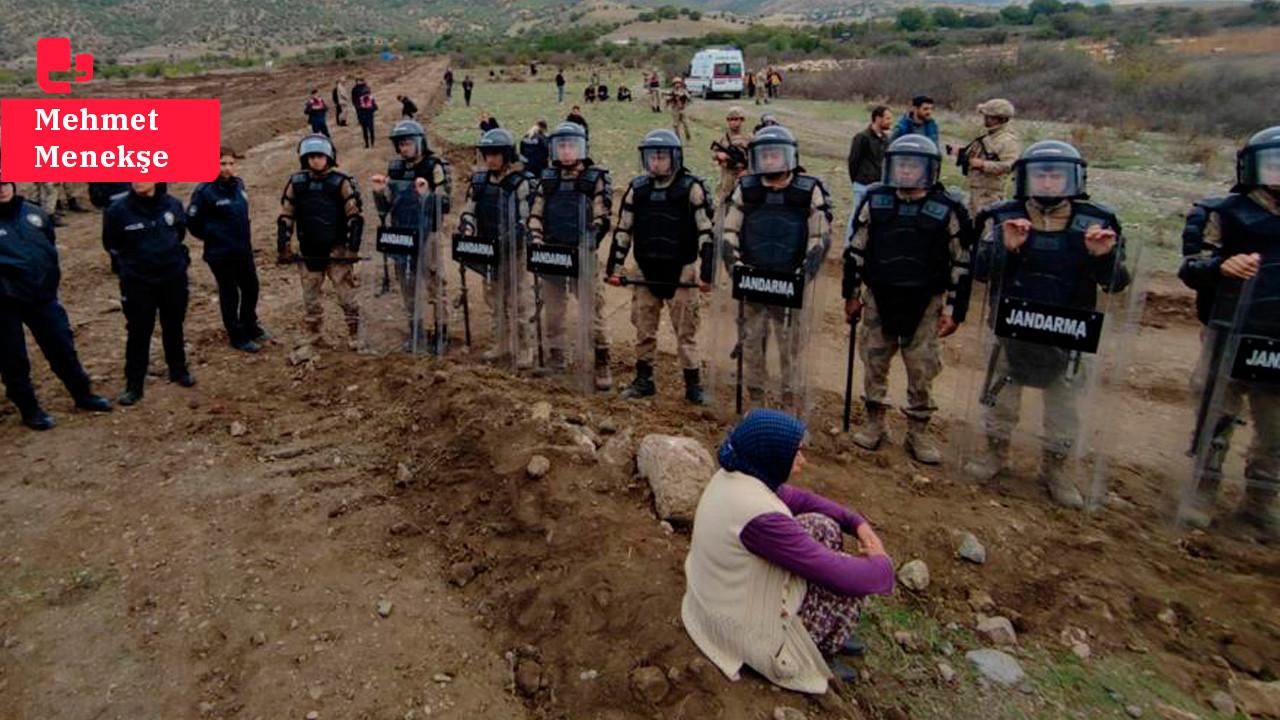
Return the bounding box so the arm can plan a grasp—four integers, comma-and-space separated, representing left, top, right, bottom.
977, 98, 1015, 118
726, 106, 745, 119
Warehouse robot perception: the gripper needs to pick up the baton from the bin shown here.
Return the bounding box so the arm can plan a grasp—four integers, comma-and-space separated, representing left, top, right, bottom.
615, 276, 699, 289
842, 313, 859, 433
280, 255, 371, 263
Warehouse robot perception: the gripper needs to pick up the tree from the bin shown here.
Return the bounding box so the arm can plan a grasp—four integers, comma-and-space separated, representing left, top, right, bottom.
896, 7, 931, 31
1000, 5, 1032, 25
931, 6, 963, 28
1029, 0, 1064, 18
1253, 0, 1279, 13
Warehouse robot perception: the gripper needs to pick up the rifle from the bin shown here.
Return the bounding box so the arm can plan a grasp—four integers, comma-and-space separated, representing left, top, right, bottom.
377, 211, 392, 296
979, 340, 1011, 408
1188, 326, 1236, 457
711, 138, 748, 172
615, 276, 698, 289
280, 255, 371, 264
533, 276, 546, 369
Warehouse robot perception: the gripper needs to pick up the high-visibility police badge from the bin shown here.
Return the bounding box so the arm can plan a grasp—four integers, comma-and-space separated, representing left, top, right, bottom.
25, 213, 43, 228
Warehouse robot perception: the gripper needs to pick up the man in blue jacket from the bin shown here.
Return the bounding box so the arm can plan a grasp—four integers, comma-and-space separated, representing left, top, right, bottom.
103, 182, 195, 405
0, 172, 112, 429
891, 96, 939, 145
187, 147, 268, 353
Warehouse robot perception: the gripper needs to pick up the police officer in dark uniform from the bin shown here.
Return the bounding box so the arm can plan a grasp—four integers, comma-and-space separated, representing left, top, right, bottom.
0, 171, 111, 429
719, 125, 833, 403
187, 147, 268, 353
278, 134, 364, 348
371, 119, 452, 350
520, 119, 550, 177
966, 140, 1129, 509
843, 134, 973, 463
1179, 126, 1280, 535
103, 182, 195, 406
606, 129, 715, 403
527, 121, 615, 390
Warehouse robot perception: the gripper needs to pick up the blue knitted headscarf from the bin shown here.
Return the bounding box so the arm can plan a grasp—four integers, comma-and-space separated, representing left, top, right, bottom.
717, 409, 808, 491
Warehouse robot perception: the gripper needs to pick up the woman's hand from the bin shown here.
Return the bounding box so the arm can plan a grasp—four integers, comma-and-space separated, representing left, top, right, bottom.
856, 523, 886, 557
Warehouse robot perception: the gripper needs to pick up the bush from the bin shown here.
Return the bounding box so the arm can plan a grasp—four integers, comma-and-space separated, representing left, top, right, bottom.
897, 8, 931, 31
876, 41, 913, 57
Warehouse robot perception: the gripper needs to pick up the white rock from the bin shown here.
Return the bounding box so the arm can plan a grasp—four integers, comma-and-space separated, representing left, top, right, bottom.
965, 649, 1025, 686
1208, 691, 1234, 716
526, 455, 551, 479
432, 673, 453, 684
772, 707, 807, 720
230, 421, 247, 437
976, 616, 1018, 646
938, 662, 957, 683
376, 600, 393, 618
635, 435, 715, 523
1071, 642, 1092, 661
530, 401, 553, 422
898, 559, 930, 591
958, 532, 987, 564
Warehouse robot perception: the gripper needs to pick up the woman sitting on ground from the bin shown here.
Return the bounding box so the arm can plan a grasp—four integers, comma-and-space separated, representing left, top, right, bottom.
617, 85, 632, 102
584, 85, 597, 103
682, 409, 894, 693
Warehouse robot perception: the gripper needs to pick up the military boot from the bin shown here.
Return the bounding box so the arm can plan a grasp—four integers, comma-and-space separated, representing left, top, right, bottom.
1041, 451, 1084, 510
620, 361, 656, 399
1236, 481, 1279, 540
852, 405, 886, 450
594, 348, 613, 392
533, 348, 567, 378
905, 417, 943, 465
1180, 474, 1221, 530
683, 367, 707, 405
963, 436, 1009, 482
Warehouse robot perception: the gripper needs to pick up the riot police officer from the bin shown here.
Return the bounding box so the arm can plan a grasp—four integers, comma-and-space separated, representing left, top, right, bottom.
966, 140, 1129, 509
371, 119, 452, 351
606, 129, 715, 404
718, 125, 833, 405
0, 173, 111, 429
103, 182, 195, 406
458, 128, 537, 367
277, 134, 364, 348
843, 135, 972, 464
1179, 126, 1280, 536
528, 121, 615, 391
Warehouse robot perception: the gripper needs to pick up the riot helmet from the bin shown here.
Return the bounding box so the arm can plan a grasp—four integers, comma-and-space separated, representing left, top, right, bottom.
1237, 126, 1280, 189
389, 119, 428, 159
477, 127, 518, 165
1014, 140, 1088, 204
298, 134, 336, 170
748, 125, 798, 178
638, 128, 683, 178
549, 122, 589, 167
882, 134, 940, 189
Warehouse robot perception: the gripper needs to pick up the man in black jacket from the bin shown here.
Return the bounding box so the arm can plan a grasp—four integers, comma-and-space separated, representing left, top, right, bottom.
187, 147, 268, 353
352, 78, 378, 149
844, 105, 892, 241
103, 182, 195, 406
0, 173, 112, 429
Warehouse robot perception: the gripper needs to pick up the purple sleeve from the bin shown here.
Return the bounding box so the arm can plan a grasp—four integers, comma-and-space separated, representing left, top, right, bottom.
775, 484, 865, 534
740, 513, 895, 598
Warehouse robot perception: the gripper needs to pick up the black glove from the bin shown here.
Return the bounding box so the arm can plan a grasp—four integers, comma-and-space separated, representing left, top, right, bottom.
276, 217, 292, 256
803, 246, 825, 279
699, 243, 716, 285
346, 215, 364, 252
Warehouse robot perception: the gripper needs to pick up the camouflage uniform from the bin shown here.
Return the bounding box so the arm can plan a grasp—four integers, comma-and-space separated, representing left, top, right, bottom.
374, 155, 452, 326
35, 182, 83, 217
964, 101, 1020, 217
278, 169, 364, 341
720, 173, 833, 398
458, 166, 537, 366
669, 86, 692, 142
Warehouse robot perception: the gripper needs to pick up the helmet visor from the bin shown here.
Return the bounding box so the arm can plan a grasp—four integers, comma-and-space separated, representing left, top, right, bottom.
1255, 147, 1280, 186
641, 147, 678, 176
552, 135, 587, 166
749, 143, 796, 175
883, 154, 938, 189
1017, 160, 1085, 200
394, 136, 424, 158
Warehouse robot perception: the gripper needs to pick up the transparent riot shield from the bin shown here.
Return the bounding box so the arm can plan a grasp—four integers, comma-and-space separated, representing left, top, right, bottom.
360, 191, 446, 355
706, 232, 818, 419
527, 194, 595, 393
453, 189, 525, 369
955, 221, 1142, 511
1179, 260, 1280, 529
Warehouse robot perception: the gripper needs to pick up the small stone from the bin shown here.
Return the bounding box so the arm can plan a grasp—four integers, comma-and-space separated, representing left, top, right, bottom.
658, 521, 674, 535
968, 589, 996, 612
1223, 643, 1265, 675
432, 673, 453, 684
105, 298, 123, 313
894, 631, 923, 652
773, 707, 808, 720
598, 417, 618, 435
1157, 608, 1178, 626
898, 559, 930, 592
1153, 703, 1199, 720
1231, 678, 1280, 718
305, 713, 320, 720
530, 401, 553, 422
396, 463, 413, 485
449, 562, 478, 587
629, 666, 670, 704
289, 345, 318, 366
376, 600, 393, 618
1126, 705, 1143, 719
389, 521, 421, 536
579, 669, 599, 681
965, 649, 1025, 686
432, 371, 448, 385
1071, 642, 1092, 660
912, 473, 932, 487
515, 659, 543, 696
343, 407, 363, 421
526, 455, 551, 479
938, 662, 957, 683
976, 616, 1018, 646
198, 701, 215, 714
958, 532, 987, 564
307, 686, 323, 700
1209, 691, 1235, 716
937, 641, 955, 656
250, 631, 267, 646
230, 421, 247, 437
